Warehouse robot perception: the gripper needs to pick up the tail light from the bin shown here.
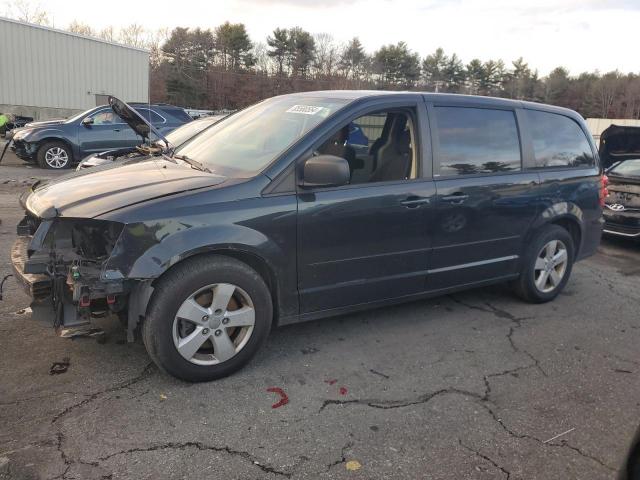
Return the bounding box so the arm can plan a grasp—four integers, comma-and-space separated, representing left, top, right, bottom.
599, 174, 609, 207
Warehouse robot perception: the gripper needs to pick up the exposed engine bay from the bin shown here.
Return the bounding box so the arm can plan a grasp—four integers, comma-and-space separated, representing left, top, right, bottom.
13, 213, 131, 338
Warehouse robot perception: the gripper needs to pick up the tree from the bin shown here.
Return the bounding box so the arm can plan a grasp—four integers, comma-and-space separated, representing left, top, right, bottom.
251, 42, 272, 73
313, 33, 339, 78
442, 53, 465, 92
596, 71, 622, 117
215, 22, 254, 71
67, 20, 94, 37
5, 0, 50, 25
465, 58, 484, 94
119, 24, 146, 48
147, 27, 169, 69
504, 57, 539, 100
543, 67, 570, 105
267, 28, 289, 77
98, 26, 116, 42
422, 48, 448, 91
288, 27, 316, 78
373, 42, 420, 87
480, 60, 506, 96
339, 37, 368, 80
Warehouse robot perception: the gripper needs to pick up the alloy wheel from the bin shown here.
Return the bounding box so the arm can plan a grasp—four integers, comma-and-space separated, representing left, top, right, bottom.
172, 283, 255, 365
44, 147, 69, 168
533, 239, 568, 293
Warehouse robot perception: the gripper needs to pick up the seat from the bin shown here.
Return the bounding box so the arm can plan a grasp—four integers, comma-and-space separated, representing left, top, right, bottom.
369, 118, 412, 182
320, 126, 358, 177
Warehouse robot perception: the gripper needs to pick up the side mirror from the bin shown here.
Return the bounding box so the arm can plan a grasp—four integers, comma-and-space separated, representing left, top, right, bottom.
301, 155, 350, 188
81, 117, 94, 126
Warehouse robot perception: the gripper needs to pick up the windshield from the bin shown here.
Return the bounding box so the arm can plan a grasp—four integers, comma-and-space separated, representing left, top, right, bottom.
174, 96, 348, 177
165, 116, 225, 147
610, 158, 640, 177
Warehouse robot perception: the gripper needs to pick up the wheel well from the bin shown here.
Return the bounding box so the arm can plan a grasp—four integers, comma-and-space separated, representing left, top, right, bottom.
153, 250, 280, 325
37, 138, 74, 160
550, 217, 582, 258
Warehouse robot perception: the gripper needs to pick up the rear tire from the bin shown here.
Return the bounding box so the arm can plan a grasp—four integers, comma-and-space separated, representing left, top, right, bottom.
37, 141, 72, 169
513, 225, 574, 303
142, 255, 272, 382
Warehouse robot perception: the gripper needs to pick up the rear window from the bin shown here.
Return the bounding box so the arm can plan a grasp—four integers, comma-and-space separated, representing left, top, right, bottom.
434, 106, 521, 176
526, 110, 594, 168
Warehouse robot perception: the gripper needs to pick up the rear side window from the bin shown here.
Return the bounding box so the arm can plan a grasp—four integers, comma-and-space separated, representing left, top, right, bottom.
434, 107, 521, 176
526, 110, 594, 168
161, 107, 193, 123
136, 108, 165, 124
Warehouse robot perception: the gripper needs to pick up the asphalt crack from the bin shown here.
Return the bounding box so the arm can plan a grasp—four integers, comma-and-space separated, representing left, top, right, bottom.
448, 296, 547, 377
319, 387, 483, 412
0, 391, 90, 407
94, 441, 292, 477
459, 438, 511, 479
51, 362, 155, 424
325, 440, 354, 471
476, 401, 615, 472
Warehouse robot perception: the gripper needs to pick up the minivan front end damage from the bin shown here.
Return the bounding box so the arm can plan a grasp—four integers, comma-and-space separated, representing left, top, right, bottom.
11, 211, 137, 338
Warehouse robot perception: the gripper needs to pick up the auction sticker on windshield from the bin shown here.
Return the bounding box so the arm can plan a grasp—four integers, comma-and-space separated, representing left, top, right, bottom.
286, 105, 327, 115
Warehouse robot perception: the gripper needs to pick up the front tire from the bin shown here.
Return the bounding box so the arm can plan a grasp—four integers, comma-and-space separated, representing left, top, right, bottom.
37, 141, 72, 169
513, 225, 574, 303
142, 255, 273, 382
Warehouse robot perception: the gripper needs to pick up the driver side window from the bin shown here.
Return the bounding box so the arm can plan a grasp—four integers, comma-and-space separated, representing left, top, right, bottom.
317, 109, 418, 185
91, 110, 117, 125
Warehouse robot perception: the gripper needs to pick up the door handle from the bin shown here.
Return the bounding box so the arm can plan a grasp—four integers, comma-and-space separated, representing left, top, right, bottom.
401, 196, 430, 208
113, 128, 122, 132
441, 193, 469, 203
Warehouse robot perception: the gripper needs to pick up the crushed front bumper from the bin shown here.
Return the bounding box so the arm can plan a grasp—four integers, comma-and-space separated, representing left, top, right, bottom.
11, 236, 52, 300
10, 139, 38, 160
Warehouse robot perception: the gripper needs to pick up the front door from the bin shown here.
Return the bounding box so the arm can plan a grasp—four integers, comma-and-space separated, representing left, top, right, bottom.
427, 104, 539, 289
296, 103, 436, 314
77, 109, 135, 154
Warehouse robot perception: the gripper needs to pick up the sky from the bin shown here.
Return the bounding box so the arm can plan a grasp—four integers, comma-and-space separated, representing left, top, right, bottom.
6, 0, 640, 75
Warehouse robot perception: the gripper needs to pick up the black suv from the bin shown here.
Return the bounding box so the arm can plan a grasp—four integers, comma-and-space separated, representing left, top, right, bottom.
9, 103, 191, 169
11, 92, 604, 382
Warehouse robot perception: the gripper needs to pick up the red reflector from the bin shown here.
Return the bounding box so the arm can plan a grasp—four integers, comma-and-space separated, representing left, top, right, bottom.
106, 295, 116, 305
79, 295, 90, 307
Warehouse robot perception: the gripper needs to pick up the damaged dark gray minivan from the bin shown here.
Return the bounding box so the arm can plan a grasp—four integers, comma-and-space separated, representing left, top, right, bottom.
12, 92, 605, 381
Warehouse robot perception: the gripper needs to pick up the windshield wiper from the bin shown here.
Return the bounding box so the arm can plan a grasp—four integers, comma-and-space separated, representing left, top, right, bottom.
173, 154, 211, 173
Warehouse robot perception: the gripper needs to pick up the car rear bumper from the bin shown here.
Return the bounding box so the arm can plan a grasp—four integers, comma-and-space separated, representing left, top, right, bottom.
603, 210, 640, 237
11, 237, 52, 300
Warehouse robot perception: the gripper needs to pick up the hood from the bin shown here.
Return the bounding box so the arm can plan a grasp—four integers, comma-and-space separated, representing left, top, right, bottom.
25, 119, 65, 127
109, 96, 171, 148
23, 157, 226, 219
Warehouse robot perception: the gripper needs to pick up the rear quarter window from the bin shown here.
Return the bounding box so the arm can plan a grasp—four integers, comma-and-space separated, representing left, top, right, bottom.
526, 110, 594, 168
160, 107, 193, 123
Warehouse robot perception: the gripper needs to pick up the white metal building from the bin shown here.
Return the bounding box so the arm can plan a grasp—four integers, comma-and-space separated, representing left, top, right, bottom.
586, 118, 640, 145
0, 17, 149, 120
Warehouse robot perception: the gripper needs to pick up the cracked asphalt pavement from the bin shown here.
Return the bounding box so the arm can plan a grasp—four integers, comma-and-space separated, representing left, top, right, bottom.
1, 152, 640, 479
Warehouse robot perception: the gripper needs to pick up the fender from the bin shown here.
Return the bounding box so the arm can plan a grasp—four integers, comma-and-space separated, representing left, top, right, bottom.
111, 222, 283, 279
21, 128, 77, 159
527, 200, 586, 255
103, 215, 298, 319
